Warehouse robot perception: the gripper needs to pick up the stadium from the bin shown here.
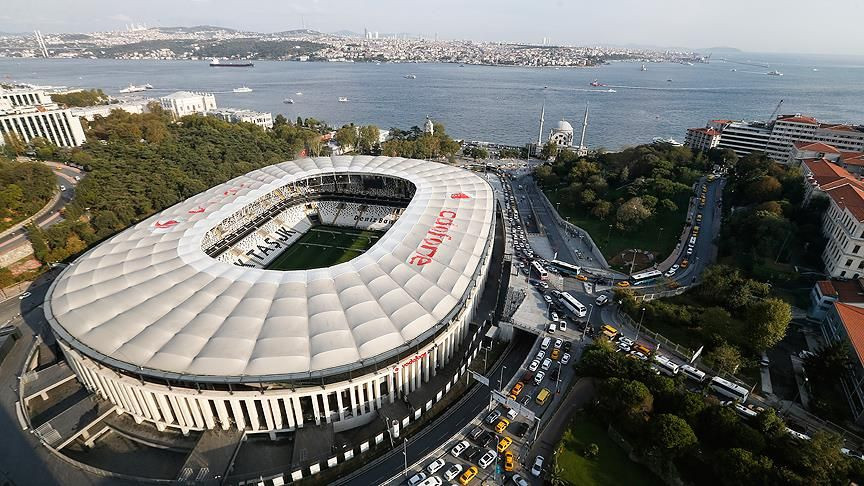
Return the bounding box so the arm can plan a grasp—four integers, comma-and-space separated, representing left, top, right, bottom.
44, 155, 496, 434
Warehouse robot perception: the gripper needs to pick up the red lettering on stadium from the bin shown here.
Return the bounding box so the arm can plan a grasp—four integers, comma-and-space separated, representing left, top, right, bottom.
409, 210, 456, 266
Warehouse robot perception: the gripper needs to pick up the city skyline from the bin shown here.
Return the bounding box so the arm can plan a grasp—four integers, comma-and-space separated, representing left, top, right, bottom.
2, 0, 864, 56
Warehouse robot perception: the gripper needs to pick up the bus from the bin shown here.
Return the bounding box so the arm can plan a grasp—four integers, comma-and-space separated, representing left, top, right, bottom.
679, 364, 707, 383
652, 355, 680, 376
530, 261, 548, 281
558, 291, 587, 318
549, 259, 582, 276
631, 269, 663, 283
709, 376, 750, 402
601, 324, 618, 339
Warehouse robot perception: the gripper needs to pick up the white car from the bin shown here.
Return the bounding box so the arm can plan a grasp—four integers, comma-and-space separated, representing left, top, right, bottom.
686, 247, 694, 255
543, 295, 552, 304
512, 473, 530, 486
426, 458, 445, 475
535, 350, 545, 361
534, 371, 545, 385
451, 440, 470, 457
507, 408, 518, 420
550, 312, 559, 322
18, 291, 32, 300
529, 359, 540, 372
478, 449, 498, 469
531, 455, 545, 477
664, 268, 677, 277
59, 185, 66, 191
547, 322, 557, 333
595, 294, 609, 306
541, 358, 552, 371
558, 320, 567, 331
554, 339, 563, 349
561, 353, 571, 365
408, 471, 427, 486
443, 464, 463, 481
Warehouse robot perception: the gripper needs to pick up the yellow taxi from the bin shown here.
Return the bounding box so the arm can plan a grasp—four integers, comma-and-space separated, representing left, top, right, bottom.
504, 450, 515, 471
680, 259, 689, 268
509, 382, 524, 400
458, 466, 479, 485
497, 436, 513, 453
575, 274, 588, 281
495, 418, 510, 433
616, 281, 631, 288
551, 348, 561, 360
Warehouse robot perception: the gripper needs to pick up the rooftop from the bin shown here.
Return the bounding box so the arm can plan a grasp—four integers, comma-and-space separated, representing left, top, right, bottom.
777, 114, 820, 125
833, 302, 864, 365
794, 141, 842, 154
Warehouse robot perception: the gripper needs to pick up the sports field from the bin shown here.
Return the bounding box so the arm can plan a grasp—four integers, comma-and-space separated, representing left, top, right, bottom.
266, 225, 383, 271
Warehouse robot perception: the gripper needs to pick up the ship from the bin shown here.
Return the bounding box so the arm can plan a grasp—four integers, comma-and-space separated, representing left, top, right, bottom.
209, 58, 254, 68
589, 79, 606, 87
404, 74, 417, 79
766, 70, 783, 76
119, 84, 148, 93
283, 98, 294, 104
233, 86, 253, 93
640, 64, 647, 71
338, 97, 349, 103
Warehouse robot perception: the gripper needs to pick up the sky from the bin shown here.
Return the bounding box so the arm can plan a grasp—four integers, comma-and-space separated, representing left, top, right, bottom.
3, 0, 863, 55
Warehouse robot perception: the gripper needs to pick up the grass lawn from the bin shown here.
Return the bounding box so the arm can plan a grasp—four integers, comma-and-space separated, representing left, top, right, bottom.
266, 225, 382, 270
557, 413, 663, 486
545, 188, 689, 263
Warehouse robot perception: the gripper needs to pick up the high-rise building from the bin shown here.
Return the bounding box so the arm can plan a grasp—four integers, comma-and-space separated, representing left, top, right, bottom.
0, 88, 86, 147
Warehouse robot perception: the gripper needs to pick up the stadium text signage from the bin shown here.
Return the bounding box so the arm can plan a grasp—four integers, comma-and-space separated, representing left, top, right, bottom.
237, 226, 298, 264
393, 352, 428, 373
408, 210, 457, 266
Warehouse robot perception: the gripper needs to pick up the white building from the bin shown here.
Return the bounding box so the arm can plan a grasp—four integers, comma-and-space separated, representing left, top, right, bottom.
159, 91, 217, 118
548, 120, 574, 148
209, 108, 273, 129
0, 89, 87, 148
684, 127, 722, 151
70, 100, 151, 121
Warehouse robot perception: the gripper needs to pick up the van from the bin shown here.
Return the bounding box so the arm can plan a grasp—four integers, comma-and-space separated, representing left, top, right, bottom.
540, 337, 551, 350
536, 388, 551, 405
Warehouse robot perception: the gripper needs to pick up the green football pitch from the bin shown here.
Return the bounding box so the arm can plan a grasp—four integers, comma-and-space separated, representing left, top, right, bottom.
266, 225, 383, 271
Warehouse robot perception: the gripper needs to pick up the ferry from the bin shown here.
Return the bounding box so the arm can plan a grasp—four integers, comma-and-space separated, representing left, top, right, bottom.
233, 86, 253, 93
338, 97, 349, 103
589, 79, 606, 87
283, 98, 294, 104
119, 84, 148, 93
766, 70, 783, 76
210, 58, 254, 68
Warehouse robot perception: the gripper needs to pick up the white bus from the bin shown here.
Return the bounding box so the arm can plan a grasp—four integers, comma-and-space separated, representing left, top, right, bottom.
652, 355, 680, 376
558, 291, 587, 318
709, 376, 749, 402
549, 259, 582, 276
679, 364, 707, 383
631, 269, 663, 283
530, 261, 548, 281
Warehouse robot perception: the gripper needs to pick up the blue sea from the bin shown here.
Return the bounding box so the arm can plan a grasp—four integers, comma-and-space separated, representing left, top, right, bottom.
2, 52, 863, 149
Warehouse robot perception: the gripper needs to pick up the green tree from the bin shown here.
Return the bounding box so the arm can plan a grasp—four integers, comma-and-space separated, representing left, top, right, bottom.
27, 223, 50, 263
598, 377, 653, 418
649, 413, 697, 457
714, 448, 773, 486
591, 200, 613, 220
616, 197, 653, 230
334, 125, 358, 152
746, 298, 791, 351
358, 125, 380, 154
540, 140, 559, 160
704, 342, 742, 375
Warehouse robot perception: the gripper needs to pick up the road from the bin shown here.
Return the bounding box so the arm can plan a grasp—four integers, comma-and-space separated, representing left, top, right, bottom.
337, 335, 534, 486
0, 162, 81, 254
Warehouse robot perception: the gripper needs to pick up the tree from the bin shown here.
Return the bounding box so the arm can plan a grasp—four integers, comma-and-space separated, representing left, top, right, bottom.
746, 298, 791, 351
804, 341, 852, 381
358, 125, 380, 154
540, 140, 559, 160
752, 408, 786, 438
591, 200, 613, 220
273, 114, 288, 128
2, 132, 26, 156
334, 125, 358, 152
616, 197, 653, 230
598, 377, 653, 418
649, 413, 697, 457
704, 342, 742, 375
714, 448, 773, 486
583, 443, 599, 459
27, 224, 50, 263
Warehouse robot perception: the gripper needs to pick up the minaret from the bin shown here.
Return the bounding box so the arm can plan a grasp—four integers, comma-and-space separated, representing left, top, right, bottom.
537, 100, 545, 147
577, 102, 589, 156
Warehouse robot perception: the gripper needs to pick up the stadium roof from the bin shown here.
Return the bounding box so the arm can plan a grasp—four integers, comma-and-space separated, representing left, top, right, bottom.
45, 156, 495, 382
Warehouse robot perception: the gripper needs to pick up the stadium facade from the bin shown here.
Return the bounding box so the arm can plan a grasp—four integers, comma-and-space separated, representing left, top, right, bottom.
45, 156, 496, 434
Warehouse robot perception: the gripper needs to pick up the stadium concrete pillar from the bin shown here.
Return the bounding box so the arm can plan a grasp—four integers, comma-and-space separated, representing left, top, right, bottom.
198, 398, 216, 429
413, 359, 421, 389
374, 378, 382, 409
269, 398, 283, 430
423, 353, 430, 382
283, 398, 296, 429
291, 396, 304, 428
411, 359, 419, 391
143, 391, 163, 423
229, 399, 246, 430
261, 399, 275, 431
322, 392, 333, 423
402, 365, 410, 398
311, 394, 322, 425
387, 372, 395, 403
156, 393, 176, 426
365, 381, 374, 412
349, 384, 358, 415
188, 397, 205, 429
432, 345, 439, 377
215, 399, 231, 430
336, 389, 346, 420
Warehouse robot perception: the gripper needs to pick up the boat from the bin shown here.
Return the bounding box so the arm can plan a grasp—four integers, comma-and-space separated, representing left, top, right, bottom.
233, 86, 253, 93
640, 64, 647, 71
653, 137, 683, 146
730, 68, 737, 72
606, 89, 617, 93
144, 83, 154, 89
210, 58, 254, 68
338, 97, 349, 102
119, 84, 148, 93
589, 79, 606, 87
766, 70, 783, 76
667, 79, 673, 82
295, 92, 303, 95
404, 74, 417, 79
283, 98, 294, 104
812, 68, 819, 72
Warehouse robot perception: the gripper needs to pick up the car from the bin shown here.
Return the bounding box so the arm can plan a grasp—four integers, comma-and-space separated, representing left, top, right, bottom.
408, 471, 428, 486
760, 355, 770, 367
512, 473, 529, 486
74, 175, 81, 181
533, 371, 545, 385
444, 464, 464, 481
531, 455, 545, 477
558, 319, 567, 331
478, 449, 498, 469
616, 281, 631, 288
595, 294, 609, 306
477, 430, 496, 448
59, 185, 66, 191
561, 352, 571, 364
633, 343, 651, 355
506, 407, 518, 420
504, 450, 515, 471
631, 351, 648, 361
799, 350, 816, 360
554, 338, 563, 349
551, 348, 561, 360
543, 295, 552, 304
541, 282, 549, 290
547, 322, 557, 333
664, 268, 677, 277
528, 359, 540, 372
426, 458, 446, 475
686, 247, 694, 255
495, 418, 510, 433
785, 427, 811, 441
575, 274, 588, 281
680, 259, 689, 268
842, 448, 864, 461
541, 358, 552, 371
497, 436, 513, 453
451, 440, 470, 457
509, 382, 524, 399
563, 341, 572, 352
550, 312, 559, 321
469, 426, 485, 442
696, 213, 703, 223
458, 465, 479, 485
485, 410, 502, 424
535, 350, 546, 361
18, 291, 32, 300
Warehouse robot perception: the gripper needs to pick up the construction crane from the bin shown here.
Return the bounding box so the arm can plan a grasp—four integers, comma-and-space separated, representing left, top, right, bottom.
767, 99, 784, 124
